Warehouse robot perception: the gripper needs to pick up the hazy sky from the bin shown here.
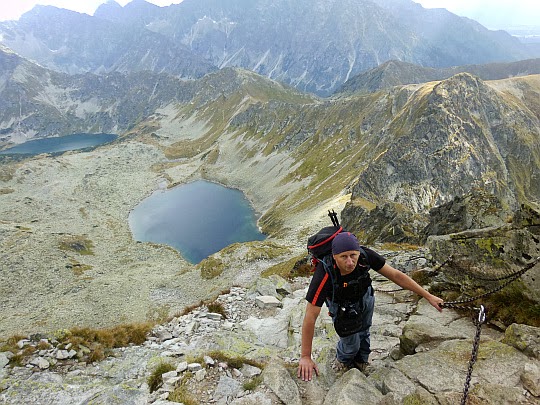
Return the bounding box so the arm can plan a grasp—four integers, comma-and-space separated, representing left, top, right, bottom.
0, 0, 537, 29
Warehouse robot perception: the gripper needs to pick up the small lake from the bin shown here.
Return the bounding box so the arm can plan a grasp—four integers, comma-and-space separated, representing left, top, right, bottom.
129, 180, 266, 264
0, 133, 117, 155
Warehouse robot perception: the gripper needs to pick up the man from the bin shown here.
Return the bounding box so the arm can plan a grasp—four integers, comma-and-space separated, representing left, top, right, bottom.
297, 232, 444, 381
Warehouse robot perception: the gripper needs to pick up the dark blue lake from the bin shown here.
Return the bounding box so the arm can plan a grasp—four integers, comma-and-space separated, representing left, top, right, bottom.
129, 180, 266, 264
0, 133, 117, 155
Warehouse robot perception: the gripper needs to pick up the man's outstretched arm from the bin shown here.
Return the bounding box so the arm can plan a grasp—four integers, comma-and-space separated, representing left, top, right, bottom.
378, 263, 444, 312
298, 302, 322, 381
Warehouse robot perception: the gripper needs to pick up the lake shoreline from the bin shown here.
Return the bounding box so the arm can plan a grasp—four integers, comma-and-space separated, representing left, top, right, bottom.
0, 132, 345, 340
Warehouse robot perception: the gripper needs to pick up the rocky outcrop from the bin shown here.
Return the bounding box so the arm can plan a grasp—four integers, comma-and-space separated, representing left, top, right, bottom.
426, 203, 540, 307
343, 73, 540, 244
1, 256, 539, 404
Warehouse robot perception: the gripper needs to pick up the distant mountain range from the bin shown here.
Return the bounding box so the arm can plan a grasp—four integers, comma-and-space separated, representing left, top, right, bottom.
0, 0, 538, 95
336, 58, 540, 95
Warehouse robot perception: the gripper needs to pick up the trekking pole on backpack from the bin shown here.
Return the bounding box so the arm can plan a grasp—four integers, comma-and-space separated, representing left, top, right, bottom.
328, 210, 340, 227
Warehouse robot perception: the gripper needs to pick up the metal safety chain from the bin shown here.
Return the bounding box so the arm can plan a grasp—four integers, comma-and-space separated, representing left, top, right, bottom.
440, 257, 540, 310
461, 305, 486, 405
432, 258, 537, 403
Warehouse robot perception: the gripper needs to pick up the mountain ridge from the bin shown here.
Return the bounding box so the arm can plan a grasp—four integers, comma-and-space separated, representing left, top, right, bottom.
2, 48, 539, 238
336, 58, 540, 95
1, 0, 538, 95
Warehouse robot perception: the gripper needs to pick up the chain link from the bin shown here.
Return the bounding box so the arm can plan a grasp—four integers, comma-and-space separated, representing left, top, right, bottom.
460, 305, 486, 405
440, 257, 539, 309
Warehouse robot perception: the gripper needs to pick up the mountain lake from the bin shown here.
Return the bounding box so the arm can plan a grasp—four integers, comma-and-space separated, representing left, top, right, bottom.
129, 180, 266, 264
0, 133, 117, 155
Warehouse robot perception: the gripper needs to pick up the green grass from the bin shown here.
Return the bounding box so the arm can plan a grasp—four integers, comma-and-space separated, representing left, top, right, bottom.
1, 322, 154, 367
58, 235, 95, 255
206, 301, 227, 318
243, 375, 263, 391
148, 361, 175, 393
168, 372, 197, 404
197, 257, 225, 280
261, 254, 312, 279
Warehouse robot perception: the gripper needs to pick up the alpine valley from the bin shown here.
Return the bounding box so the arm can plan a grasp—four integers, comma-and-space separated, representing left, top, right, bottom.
0, 1, 539, 404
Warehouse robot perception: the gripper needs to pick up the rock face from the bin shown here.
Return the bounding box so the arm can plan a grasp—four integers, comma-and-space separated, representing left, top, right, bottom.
1, 266, 538, 404
426, 203, 540, 306
342, 73, 540, 244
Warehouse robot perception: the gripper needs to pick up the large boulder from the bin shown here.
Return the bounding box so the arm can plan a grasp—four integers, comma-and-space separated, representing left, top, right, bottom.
422, 189, 509, 241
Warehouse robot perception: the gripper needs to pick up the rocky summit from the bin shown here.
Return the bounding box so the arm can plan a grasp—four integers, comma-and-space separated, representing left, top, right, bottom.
1, 251, 539, 404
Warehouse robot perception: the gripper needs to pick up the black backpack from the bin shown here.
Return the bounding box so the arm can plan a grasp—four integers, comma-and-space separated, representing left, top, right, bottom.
307, 210, 343, 267
306, 210, 372, 337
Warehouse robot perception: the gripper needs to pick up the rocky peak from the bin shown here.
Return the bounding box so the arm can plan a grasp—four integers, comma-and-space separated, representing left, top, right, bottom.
342, 72, 540, 244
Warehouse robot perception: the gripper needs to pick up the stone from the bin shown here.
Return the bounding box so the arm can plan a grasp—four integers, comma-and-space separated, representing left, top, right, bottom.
231, 368, 243, 378
155, 329, 173, 341
240, 364, 262, 378
214, 375, 242, 402
30, 357, 50, 370
195, 368, 206, 381
268, 275, 293, 296
185, 321, 199, 335
222, 321, 234, 330
502, 323, 540, 359
255, 295, 281, 308
380, 368, 417, 398
241, 317, 289, 348
230, 392, 273, 405
254, 278, 281, 299
161, 370, 177, 380
0, 272, 535, 405
263, 362, 302, 405
187, 362, 202, 372
56, 350, 70, 360
323, 368, 384, 405
0, 353, 9, 369
399, 300, 474, 354
206, 312, 223, 321
521, 362, 540, 397
204, 355, 215, 366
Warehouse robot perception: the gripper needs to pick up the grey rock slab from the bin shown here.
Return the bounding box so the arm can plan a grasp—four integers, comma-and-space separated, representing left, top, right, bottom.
263, 362, 302, 405
213, 375, 242, 402
399, 301, 475, 354
395, 338, 535, 395
255, 295, 282, 308
322, 368, 383, 405
230, 392, 273, 405
0, 352, 9, 368
521, 361, 540, 397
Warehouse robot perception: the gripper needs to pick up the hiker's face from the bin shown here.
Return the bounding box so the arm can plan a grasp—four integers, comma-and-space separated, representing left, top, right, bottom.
333, 250, 360, 274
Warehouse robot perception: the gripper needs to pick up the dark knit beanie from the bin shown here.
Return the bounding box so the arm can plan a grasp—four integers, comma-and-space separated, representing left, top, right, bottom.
332, 232, 361, 255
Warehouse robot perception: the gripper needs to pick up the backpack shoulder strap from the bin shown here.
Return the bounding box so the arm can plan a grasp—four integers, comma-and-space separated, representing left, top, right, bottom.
320, 255, 338, 306
358, 246, 371, 269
